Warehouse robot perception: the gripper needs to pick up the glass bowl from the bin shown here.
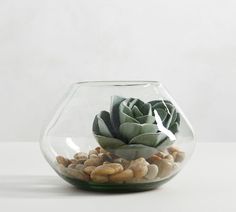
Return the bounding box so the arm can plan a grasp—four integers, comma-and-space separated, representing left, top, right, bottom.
40, 81, 195, 192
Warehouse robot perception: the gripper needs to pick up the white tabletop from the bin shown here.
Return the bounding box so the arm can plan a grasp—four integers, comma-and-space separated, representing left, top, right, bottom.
0, 142, 235, 212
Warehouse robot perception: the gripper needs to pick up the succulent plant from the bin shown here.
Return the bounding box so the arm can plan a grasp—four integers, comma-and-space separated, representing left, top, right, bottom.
93, 96, 180, 160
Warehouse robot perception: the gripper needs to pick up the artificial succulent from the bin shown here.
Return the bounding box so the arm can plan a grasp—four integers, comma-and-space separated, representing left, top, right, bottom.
93, 96, 180, 160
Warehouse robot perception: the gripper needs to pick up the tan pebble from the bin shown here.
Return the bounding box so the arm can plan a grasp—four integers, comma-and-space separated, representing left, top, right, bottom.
136, 157, 149, 165
145, 164, 159, 180
113, 158, 123, 163
56, 156, 70, 167
98, 153, 103, 158
100, 148, 107, 154
147, 155, 162, 164
147, 155, 162, 165
98, 153, 104, 161
168, 146, 181, 154
113, 158, 130, 169
172, 151, 178, 160
74, 152, 88, 160
147, 155, 174, 178
95, 146, 101, 153
83, 166, 96, 175
75, 164, 84, 170
103, 161, 111, 164
164, 154, 175, 162
70, 159, 79, 164
89, 154, 98, 159
172, 151, 185, 162
110, 169, 134, 182
90, 172, 109, 183
66, 168, 89, 181
78, 159, 87, 164
84, 158, 102, 167
89, 149, 98, 155
93, 163, 123, 175
157, 159, 173, 178
100, 153, 113, 162
68, 163, 77, 169
106, 163, 124, 173
156, 151, 166, 158
93, 165, 114, 175
57, 163, 65, 171
129, 158, 148, 179
57, 164, 68, 175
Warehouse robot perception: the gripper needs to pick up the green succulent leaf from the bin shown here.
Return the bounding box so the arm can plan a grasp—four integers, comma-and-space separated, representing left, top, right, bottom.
94, 135, 125, 149
132, 98, 145, 109
149, 100, 172, 108
176, 113, 180, 125
169, 122, 179, 134
151, 100, 179, 130
165, 107, 177, 128
119, 99, 133, 117
129, 132, 167, 147
132, 105, 143, 117
97, 111, 113, 137
113, 144, 158, 160
110, 96, 126, 133
140, 103, 152, 116
127, 98, 138, 108
155, 132, 169, 146
119, 110, 139, 124
152, 101, 171, 114
119, 123, 140, 141
136, 115, 156, 124
169, 108, 178, 126
119, 123, 158, 141
92, 115, 99, 135
155, 108, 168, 121
141, 124, 159, 134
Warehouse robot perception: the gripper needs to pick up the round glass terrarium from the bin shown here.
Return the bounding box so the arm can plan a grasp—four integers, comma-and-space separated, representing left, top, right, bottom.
40, 81, 195, 192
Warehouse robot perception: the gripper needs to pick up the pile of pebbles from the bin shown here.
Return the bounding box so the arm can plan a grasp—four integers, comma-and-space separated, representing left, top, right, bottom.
56, 146, 185, 184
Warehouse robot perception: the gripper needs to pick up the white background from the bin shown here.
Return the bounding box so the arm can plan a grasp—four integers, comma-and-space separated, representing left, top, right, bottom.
0, 0, 235, 142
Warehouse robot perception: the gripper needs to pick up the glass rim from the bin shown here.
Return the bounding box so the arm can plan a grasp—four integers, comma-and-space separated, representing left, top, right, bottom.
73, 81, 161, 87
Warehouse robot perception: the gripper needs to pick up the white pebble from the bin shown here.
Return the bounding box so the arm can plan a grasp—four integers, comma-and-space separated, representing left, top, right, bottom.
89, 149, 98, 155
145, 164, 159, 180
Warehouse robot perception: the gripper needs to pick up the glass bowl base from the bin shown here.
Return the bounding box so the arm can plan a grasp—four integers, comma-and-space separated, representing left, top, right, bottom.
58, 172, 177, 192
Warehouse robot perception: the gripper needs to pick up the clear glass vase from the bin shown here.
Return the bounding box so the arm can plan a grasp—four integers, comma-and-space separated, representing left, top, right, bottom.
40, 81, 195, 192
